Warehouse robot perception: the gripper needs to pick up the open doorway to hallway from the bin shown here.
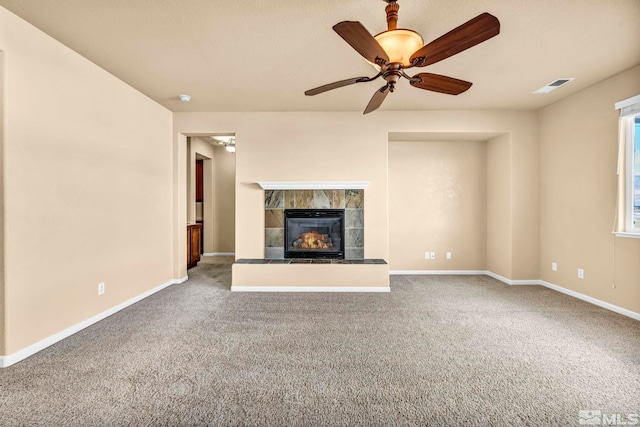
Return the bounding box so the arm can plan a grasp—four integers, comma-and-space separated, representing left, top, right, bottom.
186, 135, 236, 268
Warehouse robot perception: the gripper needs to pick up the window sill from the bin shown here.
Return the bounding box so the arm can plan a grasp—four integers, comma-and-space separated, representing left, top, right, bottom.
613, 232, 640, 239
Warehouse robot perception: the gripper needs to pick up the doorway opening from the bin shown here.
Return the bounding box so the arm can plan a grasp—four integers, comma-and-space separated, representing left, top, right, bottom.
185, 134, 236, 269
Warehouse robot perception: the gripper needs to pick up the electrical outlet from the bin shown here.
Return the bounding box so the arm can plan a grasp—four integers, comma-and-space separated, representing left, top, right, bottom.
424, 252, 430, 260
430, 252, 435, 259
98, 282, 105, 295
446, 252, 452, 260
552, 262, 557, 271
577, 269, 584, 279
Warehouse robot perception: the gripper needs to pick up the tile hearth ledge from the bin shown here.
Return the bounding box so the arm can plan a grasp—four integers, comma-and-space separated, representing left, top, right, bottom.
258, 181, 369, 190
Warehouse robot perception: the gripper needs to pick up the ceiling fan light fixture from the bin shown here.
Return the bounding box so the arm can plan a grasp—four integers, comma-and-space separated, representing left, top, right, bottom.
373, 29, 423, 66
305, 2, 500, 115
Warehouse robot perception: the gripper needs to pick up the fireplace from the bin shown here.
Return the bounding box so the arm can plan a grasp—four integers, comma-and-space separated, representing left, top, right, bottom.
284, 209, 345, 259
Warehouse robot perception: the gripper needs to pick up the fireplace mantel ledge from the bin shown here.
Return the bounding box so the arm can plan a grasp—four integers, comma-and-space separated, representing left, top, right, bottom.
258, 181, 369, 190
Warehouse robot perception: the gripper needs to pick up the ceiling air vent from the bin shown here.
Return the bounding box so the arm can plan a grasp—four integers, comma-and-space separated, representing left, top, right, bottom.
533, 78, 575, 94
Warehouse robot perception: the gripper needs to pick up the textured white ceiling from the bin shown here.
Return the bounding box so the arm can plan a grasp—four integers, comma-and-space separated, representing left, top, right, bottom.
1, 0, 639, 113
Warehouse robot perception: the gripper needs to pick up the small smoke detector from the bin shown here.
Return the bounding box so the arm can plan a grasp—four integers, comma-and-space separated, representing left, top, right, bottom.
179, 94, 192, 102
533, 78, 575, 94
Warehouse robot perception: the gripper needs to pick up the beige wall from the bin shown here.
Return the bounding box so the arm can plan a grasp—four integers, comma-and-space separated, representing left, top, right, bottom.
212, 145, 235, 253
0, 51, 5, 355
173, 113, 391, 274
0, 8, 174, 355
539, 65, 640, 313
389, 140, 487, 270
173, 111, 539, 283
173, 133, 188, 280
511, 118, 541, 280
486, 133, 513, 278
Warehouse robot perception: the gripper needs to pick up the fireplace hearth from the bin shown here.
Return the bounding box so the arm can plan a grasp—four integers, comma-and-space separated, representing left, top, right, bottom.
284, 209, 345, 259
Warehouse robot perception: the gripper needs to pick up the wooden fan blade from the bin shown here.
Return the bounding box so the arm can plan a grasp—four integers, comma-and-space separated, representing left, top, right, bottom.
410, 73, 472, 95
363, 85, 390, 114
305, 76, 370, 96
333, 21, 389, 65
410, 13, 500, 67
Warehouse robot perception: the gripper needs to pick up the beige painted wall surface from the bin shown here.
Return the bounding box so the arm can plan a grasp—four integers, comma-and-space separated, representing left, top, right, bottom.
0, 8, 174, 354
509, 117, 540, 280
174, 113, 391, 263
0, 51, 5, 355
486, 133, 512, 278
389, 140, 487, 270
173, 134, 188, 280
539, 65, 640, 314
212, 145, 235, 253
232, 264, 389, 287
174, 110, 538, 283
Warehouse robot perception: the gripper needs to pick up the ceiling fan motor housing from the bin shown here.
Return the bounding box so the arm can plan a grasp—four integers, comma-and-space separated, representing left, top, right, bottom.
383, 63, 403, 92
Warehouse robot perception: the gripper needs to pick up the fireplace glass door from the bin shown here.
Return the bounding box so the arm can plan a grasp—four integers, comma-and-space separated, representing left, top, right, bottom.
284, 209, 345, 259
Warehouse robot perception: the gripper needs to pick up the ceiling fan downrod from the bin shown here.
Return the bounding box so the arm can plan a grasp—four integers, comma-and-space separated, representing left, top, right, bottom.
384, 0, 399, 31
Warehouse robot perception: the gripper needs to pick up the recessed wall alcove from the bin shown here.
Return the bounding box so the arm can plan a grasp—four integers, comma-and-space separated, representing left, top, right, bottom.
387, 131, 515, 277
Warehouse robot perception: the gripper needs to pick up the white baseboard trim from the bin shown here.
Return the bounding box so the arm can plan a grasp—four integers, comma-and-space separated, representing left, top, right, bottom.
231, 286, 390, 293
390, 270, 486, 275
0, 275, 188, 368
203, 252, 235, 257
539, 280, 640, 321
484, 271, 539, 285
174, 275, 189, 284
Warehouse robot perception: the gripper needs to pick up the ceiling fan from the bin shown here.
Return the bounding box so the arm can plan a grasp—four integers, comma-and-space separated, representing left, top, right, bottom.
304, 0, 500, 114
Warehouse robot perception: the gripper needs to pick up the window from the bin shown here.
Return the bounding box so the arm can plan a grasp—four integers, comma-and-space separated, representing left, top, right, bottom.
615, 94, 640, 237
627, 114, 640, 231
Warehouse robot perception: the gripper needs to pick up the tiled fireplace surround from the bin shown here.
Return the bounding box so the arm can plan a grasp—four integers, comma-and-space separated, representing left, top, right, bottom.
264, 189, 364, 259
231, 183, 388, 291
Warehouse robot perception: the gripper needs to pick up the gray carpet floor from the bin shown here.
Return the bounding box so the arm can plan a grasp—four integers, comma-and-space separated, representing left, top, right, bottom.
0, 262, 639, 426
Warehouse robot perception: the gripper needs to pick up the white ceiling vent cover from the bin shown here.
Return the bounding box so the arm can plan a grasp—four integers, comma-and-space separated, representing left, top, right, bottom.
533, 78, 575, 94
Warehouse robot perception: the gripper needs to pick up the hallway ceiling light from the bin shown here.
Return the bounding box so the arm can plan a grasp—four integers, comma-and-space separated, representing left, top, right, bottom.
179, 94, 191, 102
212, 136, 236, 153
213, 136, 234, 143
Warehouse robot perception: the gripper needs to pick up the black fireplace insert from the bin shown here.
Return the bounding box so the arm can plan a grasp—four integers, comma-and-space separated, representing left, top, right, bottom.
284, 209, 345, 259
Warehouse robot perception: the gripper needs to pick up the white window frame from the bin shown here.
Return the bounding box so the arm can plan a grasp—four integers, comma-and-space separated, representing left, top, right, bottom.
614, 94, 640, 239
624, 114, 639, 233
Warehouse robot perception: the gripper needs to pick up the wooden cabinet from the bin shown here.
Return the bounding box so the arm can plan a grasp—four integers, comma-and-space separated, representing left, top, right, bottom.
195, 160, 204, 202
187, 223, 202, 269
